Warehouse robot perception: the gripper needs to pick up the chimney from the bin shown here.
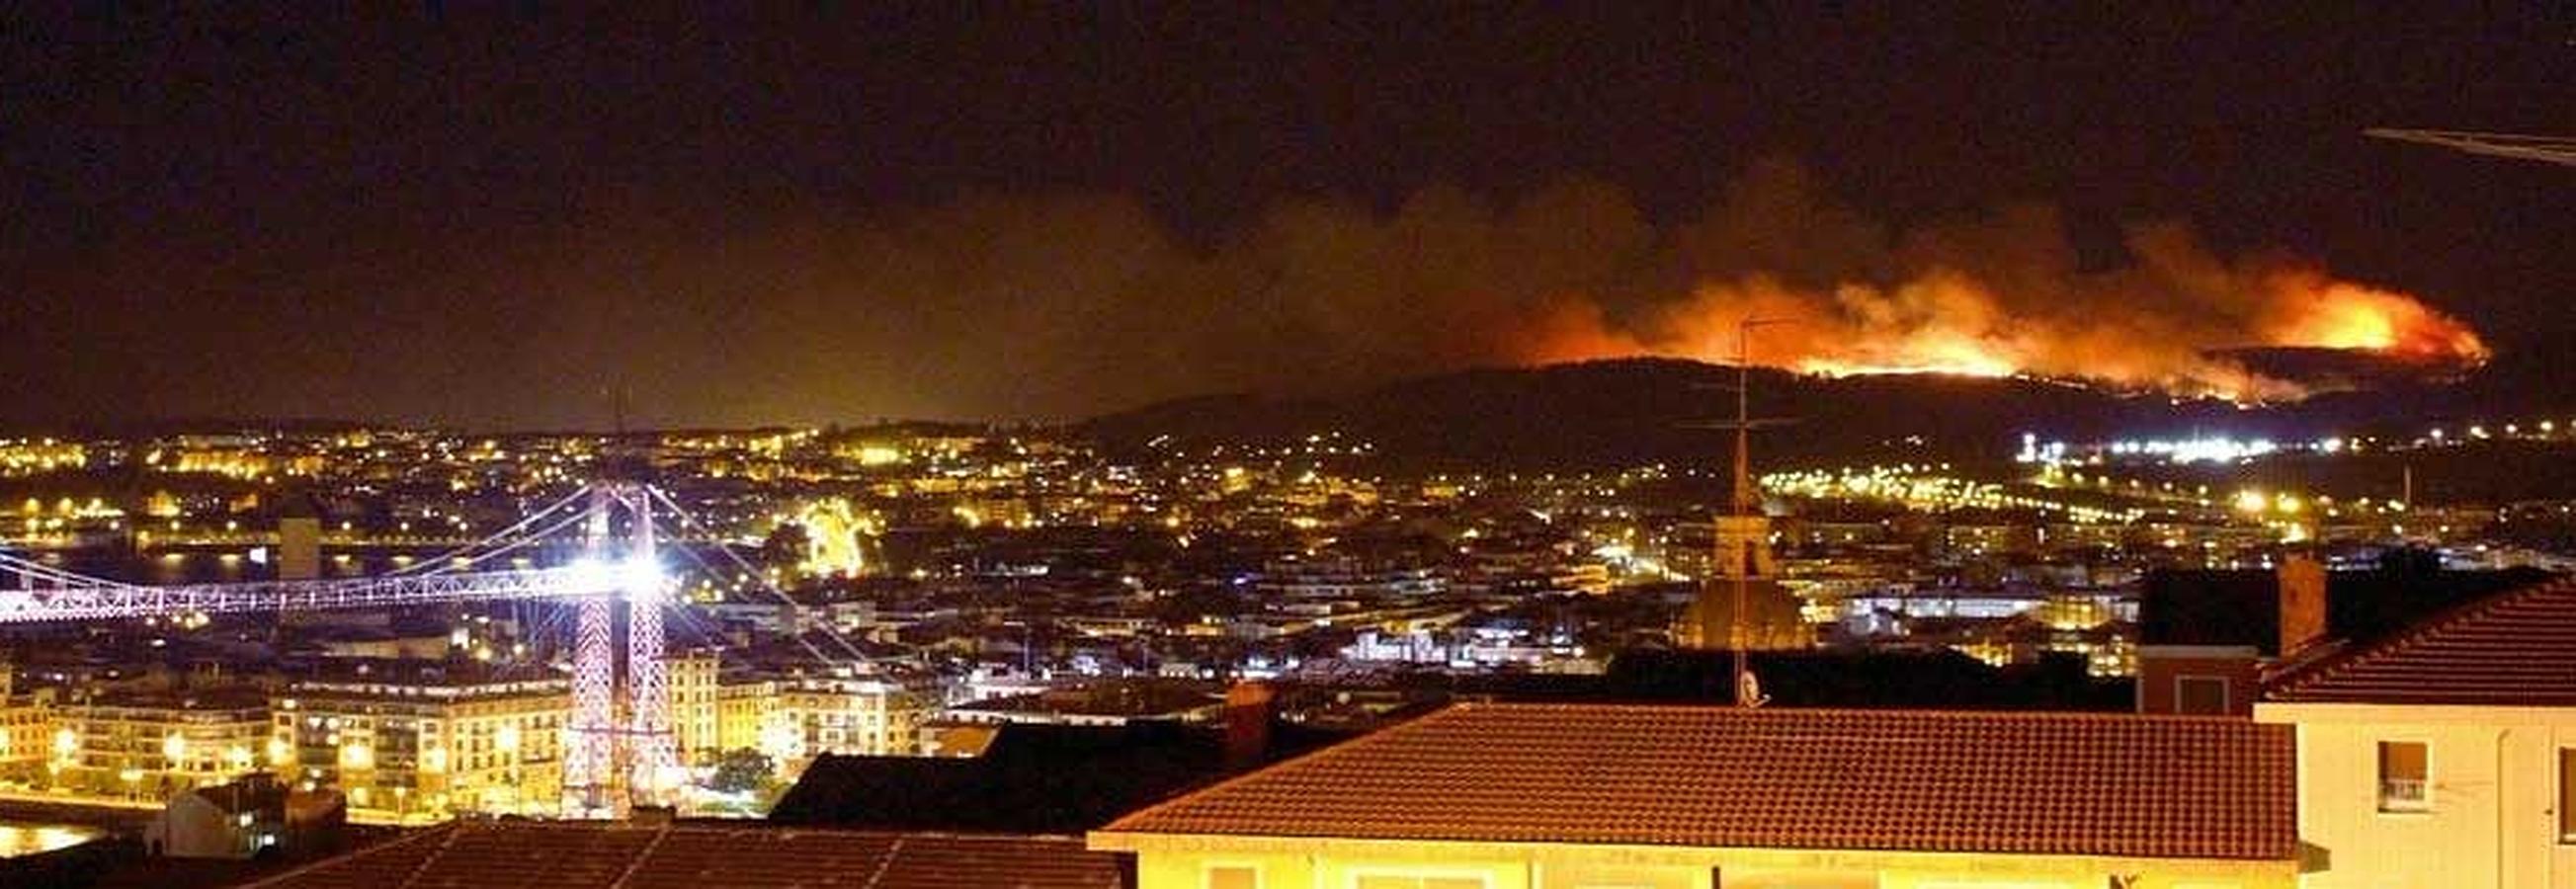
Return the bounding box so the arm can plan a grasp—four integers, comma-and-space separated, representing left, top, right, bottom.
1223, 681, 1277, 771
2279, 555, 2328, 657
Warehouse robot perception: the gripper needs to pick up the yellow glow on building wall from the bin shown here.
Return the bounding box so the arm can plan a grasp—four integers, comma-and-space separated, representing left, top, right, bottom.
668, 655, 769, 765
0, 697, 52, 781
717, 680, 786, 760
777, 679, 928, 764
55, 697, 269, 797
276, 677, 570, 818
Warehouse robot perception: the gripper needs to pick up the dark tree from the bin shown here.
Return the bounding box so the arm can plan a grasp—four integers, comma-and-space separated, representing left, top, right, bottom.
708, 748, 775, 794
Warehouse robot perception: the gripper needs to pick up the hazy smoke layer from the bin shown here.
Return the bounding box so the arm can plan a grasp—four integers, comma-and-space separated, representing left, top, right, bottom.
520, 159, 2483, 424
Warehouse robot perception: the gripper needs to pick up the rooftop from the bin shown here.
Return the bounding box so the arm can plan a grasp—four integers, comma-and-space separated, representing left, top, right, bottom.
772, 720, 1351, 834
241, 821, 1124, 889
1103, 702, 2296, 861
2138, 564, 2550, 653
2267, 575, 2576, 706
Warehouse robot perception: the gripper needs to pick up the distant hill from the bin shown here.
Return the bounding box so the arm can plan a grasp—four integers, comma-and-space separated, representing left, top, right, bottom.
1076, 358, 2518, 471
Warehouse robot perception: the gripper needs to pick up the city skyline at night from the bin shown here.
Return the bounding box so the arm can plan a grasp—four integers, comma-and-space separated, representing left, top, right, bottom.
2, 8, 2573, 888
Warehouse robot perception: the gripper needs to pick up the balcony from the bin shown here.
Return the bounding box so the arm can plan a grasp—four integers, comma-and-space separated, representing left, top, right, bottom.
2378, 777, 2430, 812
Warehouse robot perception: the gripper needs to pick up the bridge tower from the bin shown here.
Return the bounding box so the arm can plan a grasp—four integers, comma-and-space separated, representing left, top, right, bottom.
560, 481, 680, 818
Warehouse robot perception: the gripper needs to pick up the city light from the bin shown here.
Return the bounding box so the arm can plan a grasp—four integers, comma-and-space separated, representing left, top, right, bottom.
566, 557, 668, 598
0, 14, 2562, 888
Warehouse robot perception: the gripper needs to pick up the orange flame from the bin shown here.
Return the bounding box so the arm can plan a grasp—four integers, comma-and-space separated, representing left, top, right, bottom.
2256, 271, 2491, 362
1521, 265, 2487, 401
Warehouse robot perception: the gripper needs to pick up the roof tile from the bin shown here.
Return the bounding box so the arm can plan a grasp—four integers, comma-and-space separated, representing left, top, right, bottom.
1103, 702, 2295, 861
2267, 575, 2576, 705
245, 822, 1123, 889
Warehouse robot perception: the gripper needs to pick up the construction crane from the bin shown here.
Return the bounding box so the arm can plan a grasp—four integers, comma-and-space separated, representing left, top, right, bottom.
2365, 128, 2576, 167
2, 481, 685, 818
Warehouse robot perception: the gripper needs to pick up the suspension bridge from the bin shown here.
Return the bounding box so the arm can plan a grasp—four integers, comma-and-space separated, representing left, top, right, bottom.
0, 478, 777, 819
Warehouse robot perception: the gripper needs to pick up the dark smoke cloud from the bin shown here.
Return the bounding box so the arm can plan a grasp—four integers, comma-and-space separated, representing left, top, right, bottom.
1, 159, 2477, 429
503, 157, 2476, 426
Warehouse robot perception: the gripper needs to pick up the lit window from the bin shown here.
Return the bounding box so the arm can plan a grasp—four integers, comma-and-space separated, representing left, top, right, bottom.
1205, 865, 1258, 889
2378, 740, 2429, 812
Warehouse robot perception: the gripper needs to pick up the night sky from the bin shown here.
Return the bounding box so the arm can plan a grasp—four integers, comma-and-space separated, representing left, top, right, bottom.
4, 6, 2568, 430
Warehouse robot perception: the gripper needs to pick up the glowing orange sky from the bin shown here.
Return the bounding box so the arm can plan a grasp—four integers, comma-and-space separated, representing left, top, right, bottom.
1518, 265, 2488, 401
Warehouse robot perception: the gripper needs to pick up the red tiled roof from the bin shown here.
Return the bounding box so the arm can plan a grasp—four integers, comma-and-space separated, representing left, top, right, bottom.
2267, 575, 2576, 705
243, 822, 1124, 889
873, 834, 1136, 889
1102, 702, 2295, 861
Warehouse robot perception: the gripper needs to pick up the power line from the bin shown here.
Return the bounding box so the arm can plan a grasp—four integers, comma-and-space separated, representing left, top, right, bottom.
2366, 128, 2576, 167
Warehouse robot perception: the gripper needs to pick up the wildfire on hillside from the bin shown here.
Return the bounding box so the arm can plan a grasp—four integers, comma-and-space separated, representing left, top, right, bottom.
1518, 255, 2488, 401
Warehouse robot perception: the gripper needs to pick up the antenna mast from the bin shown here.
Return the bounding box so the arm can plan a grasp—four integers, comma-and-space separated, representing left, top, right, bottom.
1730, 318, 1791, 707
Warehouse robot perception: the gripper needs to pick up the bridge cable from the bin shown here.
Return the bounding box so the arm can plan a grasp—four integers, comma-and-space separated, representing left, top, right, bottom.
643, 487, 876, 668
386, 486, 595, 576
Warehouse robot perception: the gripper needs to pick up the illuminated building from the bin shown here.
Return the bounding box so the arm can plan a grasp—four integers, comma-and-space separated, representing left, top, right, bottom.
0, 666, 54, 783
0, 439, 85, 476
716, 678, 788, 759
667, 655, 720, 764
158, 447, 325, 481
272, 671, 568, 818
56, 691, 269, 798
667, 654, 789, 765
1258, 554, 1445, 601
1672, 516, 1806, 650
1096, 702, 2297, 887
2258, 575, 2576, 888
777, 677, 929, 763
787, 498, 876, 577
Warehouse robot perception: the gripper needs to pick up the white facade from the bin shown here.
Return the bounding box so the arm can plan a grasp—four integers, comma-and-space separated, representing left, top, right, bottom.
2258, 701, 2576, 888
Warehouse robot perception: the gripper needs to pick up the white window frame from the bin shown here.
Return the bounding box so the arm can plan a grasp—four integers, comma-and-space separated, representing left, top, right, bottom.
1202, 861, 1264, 889
2376, 738, 2432, 814
2172, 675, 2230, 714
